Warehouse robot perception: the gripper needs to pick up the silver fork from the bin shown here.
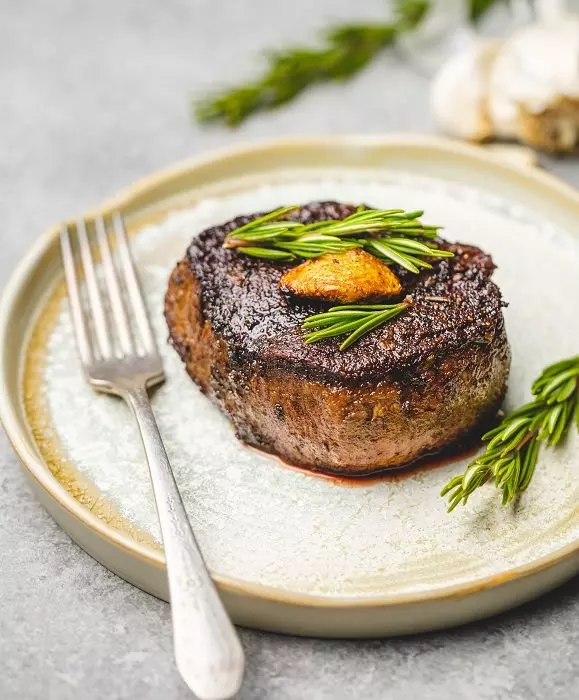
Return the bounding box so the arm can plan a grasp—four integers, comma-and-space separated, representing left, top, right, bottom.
60, 213, 244, 700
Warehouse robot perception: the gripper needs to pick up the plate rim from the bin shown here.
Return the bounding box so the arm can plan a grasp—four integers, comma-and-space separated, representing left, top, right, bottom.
2, 133, 579, 614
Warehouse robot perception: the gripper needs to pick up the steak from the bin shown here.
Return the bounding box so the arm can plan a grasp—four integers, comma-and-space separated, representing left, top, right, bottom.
164, 201, 511, 475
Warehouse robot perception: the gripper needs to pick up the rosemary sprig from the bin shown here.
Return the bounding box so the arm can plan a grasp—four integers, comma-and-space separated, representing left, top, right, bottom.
302, 299, 412, 351
194, 1, 502, 127
441, 356, 579, 512
195, 24, 397, 127
224, 205, 453, 273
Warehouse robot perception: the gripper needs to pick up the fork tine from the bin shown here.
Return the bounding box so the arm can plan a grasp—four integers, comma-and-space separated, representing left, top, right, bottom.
76, 219, 113, 359
60, 224, 93, 366
95, 216, 133, 356
113, 212, 156, 354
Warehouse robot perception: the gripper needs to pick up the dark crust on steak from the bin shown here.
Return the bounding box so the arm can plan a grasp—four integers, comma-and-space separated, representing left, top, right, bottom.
182, 201, 505, 387
165, 201, 511, 473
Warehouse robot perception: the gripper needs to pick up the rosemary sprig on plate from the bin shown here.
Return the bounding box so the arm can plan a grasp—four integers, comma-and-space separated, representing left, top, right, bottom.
441, 356, 579, 512
302, 299, 412, 351
224, 205, 452, 273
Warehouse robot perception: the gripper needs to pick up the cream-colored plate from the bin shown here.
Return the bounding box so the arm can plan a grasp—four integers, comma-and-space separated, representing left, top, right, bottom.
1, 135, 578, 638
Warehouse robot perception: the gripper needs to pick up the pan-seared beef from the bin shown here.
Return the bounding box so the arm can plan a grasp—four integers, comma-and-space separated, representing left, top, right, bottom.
164, 202, 510, 474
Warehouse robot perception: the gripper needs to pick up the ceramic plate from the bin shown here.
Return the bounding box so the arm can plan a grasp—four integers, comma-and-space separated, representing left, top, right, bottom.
1, 136, 578, 638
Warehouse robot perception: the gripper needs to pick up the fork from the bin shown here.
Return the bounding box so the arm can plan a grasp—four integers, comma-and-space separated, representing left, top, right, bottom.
60, 213, 245, 700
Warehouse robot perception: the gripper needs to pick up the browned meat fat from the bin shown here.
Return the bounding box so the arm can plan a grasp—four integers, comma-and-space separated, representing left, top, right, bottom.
164, 201, 511, 475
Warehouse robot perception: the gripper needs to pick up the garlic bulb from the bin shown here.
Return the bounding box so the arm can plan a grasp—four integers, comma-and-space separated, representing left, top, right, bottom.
431, 39, 501, 142
431, 12, 579, 153
489, 14, 579, 151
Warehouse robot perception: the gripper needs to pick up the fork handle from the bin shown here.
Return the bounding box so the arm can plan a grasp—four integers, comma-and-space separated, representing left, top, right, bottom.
124, 386, 244, 700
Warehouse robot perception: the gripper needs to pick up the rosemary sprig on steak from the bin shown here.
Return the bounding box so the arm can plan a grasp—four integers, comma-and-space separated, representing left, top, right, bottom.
442, 356, 579, 512
302, 299, 412, 351
224, 205, 452, 273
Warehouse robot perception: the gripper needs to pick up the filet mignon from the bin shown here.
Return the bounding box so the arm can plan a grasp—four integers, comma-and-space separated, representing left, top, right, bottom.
164, 201, 511, 475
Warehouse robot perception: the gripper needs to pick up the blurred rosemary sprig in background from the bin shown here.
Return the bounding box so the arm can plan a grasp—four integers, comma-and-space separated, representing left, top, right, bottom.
194, 0, 503, 127
195, 24, 398, 127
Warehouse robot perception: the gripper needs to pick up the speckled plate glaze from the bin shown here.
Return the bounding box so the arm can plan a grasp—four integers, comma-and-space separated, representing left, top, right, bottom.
1, 136, 579, 638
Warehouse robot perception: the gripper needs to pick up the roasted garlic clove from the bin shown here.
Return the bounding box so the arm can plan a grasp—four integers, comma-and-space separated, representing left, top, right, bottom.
279, 248, 402, 304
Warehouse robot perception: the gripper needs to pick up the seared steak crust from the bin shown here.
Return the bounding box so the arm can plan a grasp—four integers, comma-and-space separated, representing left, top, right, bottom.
165, 201, 511, 474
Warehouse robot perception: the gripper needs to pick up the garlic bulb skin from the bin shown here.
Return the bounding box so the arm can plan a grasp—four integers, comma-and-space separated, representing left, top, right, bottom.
431, 40, 500, 142
488, 14, 579, 149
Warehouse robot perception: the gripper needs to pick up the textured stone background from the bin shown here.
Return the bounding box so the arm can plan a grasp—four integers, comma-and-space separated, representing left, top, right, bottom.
1, 1, 579, 698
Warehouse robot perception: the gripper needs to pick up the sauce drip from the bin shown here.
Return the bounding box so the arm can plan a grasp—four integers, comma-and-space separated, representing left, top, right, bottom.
245, 421, 496, 487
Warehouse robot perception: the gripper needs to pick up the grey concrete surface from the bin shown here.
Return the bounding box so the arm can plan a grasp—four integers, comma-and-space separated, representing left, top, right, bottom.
1, 1, 579, 698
